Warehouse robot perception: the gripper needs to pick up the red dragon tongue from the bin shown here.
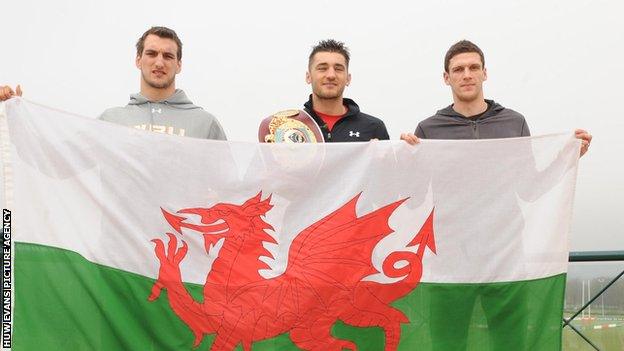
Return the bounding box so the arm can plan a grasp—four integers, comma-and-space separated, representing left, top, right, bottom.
162, 208, 229, 235
161, 208, 188, 234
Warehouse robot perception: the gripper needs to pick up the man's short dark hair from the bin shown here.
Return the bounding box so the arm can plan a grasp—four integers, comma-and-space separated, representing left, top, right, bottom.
309, 39, 350, 68
136, 26, 183, 61
444, 40, 485, 72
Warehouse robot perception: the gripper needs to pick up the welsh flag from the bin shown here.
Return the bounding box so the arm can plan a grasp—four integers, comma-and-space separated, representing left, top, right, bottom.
1, 99, 579, 351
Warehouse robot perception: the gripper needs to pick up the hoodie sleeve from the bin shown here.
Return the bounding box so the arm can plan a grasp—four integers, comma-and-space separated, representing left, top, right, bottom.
208, 117, 227, 140
97, 108, 112, 121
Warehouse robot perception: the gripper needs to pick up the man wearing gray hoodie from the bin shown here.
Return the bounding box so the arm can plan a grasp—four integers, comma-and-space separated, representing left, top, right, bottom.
0, 27, 226, 140
100, 26, 226, 140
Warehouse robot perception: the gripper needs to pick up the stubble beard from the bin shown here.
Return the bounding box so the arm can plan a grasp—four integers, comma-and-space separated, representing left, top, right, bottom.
314, 85, 345, 101
454, 87, 482, 104
143, 71, 175, 90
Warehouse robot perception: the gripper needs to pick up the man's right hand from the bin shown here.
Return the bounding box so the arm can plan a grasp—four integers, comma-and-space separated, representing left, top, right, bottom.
400, 133, 420, 145
0, 85, 22, 101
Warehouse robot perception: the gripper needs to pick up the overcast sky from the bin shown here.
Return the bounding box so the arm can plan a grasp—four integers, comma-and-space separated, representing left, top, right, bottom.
2, 0, 623, 252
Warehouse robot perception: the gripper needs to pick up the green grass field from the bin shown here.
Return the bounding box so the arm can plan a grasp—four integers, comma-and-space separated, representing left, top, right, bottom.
563, 315, 624, 350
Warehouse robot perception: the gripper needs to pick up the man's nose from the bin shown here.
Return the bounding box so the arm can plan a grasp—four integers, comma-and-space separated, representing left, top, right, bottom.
154, 55, 165, 67
326, 68, 337, 79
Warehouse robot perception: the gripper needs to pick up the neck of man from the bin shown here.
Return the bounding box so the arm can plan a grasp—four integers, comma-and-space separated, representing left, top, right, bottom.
452, 94, 488, 118
140, 81, 177, 102
312, 94, 347, 115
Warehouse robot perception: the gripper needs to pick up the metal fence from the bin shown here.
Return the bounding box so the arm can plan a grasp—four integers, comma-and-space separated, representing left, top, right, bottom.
563, 251, 624, 351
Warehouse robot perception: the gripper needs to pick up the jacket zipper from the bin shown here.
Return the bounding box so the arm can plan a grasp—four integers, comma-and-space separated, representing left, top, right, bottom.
472, 121, 479, 138
326, 114, 353, 141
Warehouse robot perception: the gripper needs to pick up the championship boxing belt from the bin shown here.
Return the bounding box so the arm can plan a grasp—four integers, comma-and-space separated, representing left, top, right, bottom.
258, 109, 324, 143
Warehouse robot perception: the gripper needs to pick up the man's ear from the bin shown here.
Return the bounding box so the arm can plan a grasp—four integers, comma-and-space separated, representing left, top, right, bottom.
443, 71, 450, 86
346, 73, 351, 86
135, 55, 141, 69
176, 60, 182, 74
305, 71, 311, 84
483, 67, 487, 82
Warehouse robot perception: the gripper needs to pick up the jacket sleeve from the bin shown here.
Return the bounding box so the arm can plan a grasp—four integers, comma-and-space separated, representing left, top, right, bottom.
415, 124, 426, 138
520, 117, 531, 137
376, 121, 390, 140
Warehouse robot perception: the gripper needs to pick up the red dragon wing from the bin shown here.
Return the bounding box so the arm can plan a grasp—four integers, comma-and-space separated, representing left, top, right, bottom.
227, 195, 407, 328
283, 194, 406, 305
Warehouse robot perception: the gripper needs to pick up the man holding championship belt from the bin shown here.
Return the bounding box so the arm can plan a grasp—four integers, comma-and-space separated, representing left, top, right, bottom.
259, 39, 390, 143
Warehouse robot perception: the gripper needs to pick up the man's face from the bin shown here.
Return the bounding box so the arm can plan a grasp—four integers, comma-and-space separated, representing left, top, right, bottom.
444, 52, 487, 103
306, 51, 351, 100
135, 34, 181, 89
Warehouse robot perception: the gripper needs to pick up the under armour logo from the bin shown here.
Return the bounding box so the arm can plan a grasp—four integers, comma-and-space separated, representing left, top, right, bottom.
152, 108, 162, 114
349, 131, 360, 137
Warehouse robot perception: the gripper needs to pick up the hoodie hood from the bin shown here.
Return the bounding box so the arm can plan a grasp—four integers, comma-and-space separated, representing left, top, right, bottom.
436, 99, 505, 120
127, 89, 200, 110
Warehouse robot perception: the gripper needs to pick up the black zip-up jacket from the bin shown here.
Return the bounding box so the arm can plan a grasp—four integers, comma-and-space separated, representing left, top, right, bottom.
415, 100, 530, 140
304, 96, 390, 142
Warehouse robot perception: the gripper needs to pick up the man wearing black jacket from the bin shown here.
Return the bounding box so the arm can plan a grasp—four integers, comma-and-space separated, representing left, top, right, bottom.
304, 39, 389, 142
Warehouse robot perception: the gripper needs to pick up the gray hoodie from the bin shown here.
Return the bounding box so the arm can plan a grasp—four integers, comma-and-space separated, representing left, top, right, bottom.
415, 100, 530, 140
99, 89, 226, 140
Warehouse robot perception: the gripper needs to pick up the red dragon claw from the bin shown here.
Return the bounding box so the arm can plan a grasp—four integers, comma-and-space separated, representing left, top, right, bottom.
149, 239, 167, 301
148, 281, 164, 301
331, 340, 357, 351
151, 238, 166, 261
174, 240, 189, 265
149, 234, 187, 302
192, 332, 203, 348
166, 232, 178, 257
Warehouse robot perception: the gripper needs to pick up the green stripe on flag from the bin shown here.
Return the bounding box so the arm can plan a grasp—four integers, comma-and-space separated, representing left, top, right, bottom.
14, 242, 565, 351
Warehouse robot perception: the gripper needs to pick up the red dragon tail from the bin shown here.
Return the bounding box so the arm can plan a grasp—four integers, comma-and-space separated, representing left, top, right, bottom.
361, 208, 435, 304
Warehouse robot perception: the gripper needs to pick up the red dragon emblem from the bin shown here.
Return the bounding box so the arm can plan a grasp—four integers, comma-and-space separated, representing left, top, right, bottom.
149, 192, 435, 350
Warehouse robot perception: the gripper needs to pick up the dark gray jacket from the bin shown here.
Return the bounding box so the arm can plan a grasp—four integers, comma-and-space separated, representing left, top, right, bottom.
415, 100, 530, 139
